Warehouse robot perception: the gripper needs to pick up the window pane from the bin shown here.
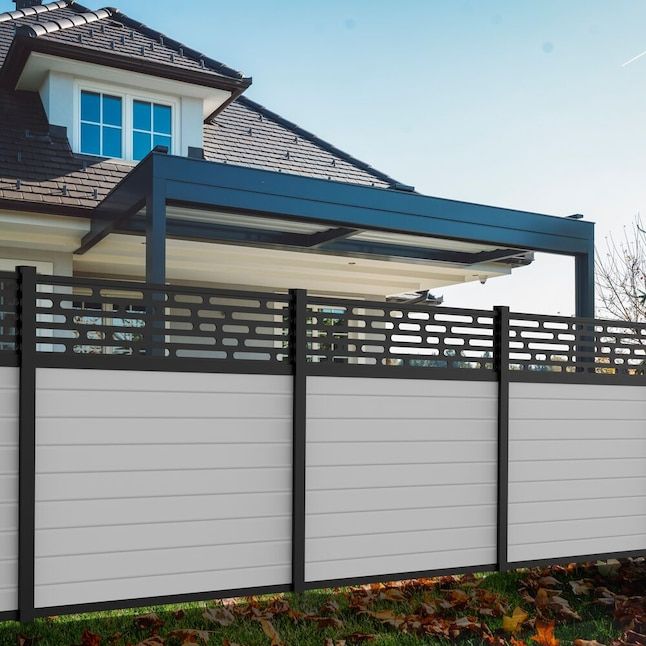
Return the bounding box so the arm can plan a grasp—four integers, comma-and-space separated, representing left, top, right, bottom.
80, 123, 100, 155
133, 130, 152, 161
103, 126, 122, 158
133, 100, 151, 131
153, 134, 171, 152
103, 95, 122, 127
153, 104, 172, 135
81, 91, 100, 123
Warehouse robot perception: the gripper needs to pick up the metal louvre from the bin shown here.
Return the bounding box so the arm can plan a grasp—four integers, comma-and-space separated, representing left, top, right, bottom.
33, 275, 290, 364
509, 312, 646, 377
305, 295, 495, 371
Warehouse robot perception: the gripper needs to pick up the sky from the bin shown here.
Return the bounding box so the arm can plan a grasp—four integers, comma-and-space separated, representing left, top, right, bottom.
3, 0, 646, 315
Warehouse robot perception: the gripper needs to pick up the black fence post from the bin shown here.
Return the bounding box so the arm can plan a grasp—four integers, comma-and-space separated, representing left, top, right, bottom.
289, 289, 307, 593
494, 305, 510, 572
16, 266, 37, 622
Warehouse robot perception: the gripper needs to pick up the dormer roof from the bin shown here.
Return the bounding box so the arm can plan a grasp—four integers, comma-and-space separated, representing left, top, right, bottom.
0, 1, 251, 94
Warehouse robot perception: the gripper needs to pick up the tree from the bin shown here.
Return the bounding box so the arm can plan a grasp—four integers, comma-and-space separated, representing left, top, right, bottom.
596, 214, 646, 322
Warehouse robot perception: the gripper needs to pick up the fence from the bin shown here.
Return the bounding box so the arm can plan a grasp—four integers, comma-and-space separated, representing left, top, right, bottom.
0, 266, 644, 622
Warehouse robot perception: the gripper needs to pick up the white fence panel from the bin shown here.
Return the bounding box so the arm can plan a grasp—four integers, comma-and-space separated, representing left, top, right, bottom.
34, 369, 293, 608
508, 382, 646, 563
0, 367, 18, 614
305, 376, 498, 582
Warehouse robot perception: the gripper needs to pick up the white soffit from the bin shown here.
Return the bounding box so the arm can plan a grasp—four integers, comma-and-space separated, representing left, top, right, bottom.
0, 211, 88, 252
76, 234, 512, 298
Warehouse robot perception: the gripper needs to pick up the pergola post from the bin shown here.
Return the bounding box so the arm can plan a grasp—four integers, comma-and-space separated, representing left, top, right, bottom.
145, 188, 166, 286
574, 246, 595, 318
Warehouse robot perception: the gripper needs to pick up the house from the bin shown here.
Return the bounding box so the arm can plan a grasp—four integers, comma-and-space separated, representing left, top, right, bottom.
0, 0, 594, 305
1, 0, 642, 628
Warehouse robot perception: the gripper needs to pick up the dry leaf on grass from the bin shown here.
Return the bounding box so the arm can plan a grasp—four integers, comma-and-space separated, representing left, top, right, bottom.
80, 629, 101, 646
570, 580, 595, 596
531, 619, 560, 646
503, 607, 529, 634
573, 640, 607, 646
133, 638, 165, 646
167, 628, 210, 645
259, 619, 283, 646
203, 606, 236, 626
134, 613, 164, 633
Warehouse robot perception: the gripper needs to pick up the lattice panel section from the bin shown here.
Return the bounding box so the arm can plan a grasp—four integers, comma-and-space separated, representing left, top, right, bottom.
509, 313, 646, 375
34, 277, 290, 363
0, 272, 17, 356
306, 296, 495, 370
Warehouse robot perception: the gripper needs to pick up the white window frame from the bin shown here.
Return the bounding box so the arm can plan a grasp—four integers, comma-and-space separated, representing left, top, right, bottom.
73, 80, 180, 162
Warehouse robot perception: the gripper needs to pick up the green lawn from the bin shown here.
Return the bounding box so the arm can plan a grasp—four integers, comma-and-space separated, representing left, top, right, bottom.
1, 560, 644, 646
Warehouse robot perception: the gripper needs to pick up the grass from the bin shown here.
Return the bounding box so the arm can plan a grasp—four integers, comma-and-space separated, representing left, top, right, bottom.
0, 566, 636, 646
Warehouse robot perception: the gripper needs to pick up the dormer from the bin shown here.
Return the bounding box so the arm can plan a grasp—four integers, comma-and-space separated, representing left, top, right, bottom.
0, 0, 251, 161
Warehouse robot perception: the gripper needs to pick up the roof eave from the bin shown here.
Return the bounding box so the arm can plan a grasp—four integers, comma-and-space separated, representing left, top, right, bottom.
0, 33, 252, 94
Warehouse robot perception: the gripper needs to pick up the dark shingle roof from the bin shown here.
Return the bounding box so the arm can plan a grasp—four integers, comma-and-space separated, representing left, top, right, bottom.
0, 1, 249, 86
204, 97, 397, 188
0, 1, 404, 214
0, 89, 130, 213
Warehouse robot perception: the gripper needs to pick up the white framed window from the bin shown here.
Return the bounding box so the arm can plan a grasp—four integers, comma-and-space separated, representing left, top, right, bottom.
75, 82, 179, 162
80, 90, 123, 157
133, 100, 173, 161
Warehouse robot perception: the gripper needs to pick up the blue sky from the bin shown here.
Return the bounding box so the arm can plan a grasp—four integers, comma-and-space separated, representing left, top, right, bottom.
4, 0, 646, 314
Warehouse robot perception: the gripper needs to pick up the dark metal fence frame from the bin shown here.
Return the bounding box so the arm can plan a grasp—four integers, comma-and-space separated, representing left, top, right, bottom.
0, 268, 644, 623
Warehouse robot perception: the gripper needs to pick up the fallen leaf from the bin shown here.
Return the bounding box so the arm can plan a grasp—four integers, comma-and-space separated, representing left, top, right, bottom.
379, 588, 407, 602
134, 613, 164, 633
308, 615, 344, 629
167, 629, 210, 645
535, 588, 551, 609
81, 629, 101, 646
597, 559, 621, 578
573, 640, 607, 646
570, 580, 594, 596
133, 638, 164, 646
259, 619, 283, 646
203, 606, 236, 626
503, 607, 529, 634
17, 637, 38, 646
531, 619, 559, 646
550, 595, 582, 621
324, 640, 346, 646
320, 599, 341, 615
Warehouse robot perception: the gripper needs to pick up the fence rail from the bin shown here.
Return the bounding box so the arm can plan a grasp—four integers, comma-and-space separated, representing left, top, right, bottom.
0, 270, 643, 380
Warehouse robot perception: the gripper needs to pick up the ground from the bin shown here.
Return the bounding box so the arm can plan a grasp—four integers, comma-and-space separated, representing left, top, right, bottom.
1, 559, 644, 646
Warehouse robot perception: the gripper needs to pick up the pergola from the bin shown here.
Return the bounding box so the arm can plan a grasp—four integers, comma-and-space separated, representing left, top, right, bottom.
76, 149, 595, 316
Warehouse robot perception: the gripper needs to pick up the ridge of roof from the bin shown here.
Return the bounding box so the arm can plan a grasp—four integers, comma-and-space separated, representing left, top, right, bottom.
71, 2, 248, 82
233, 96, 407, 190
16, 7, 111, 38
0, 0, 68, 24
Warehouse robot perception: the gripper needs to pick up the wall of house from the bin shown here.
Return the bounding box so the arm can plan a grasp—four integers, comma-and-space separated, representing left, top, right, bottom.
38, 69, 205, 158
508, 382, 646, 563
33, 369, 293, 608
0, 367, 19, 614
304, 377, 498, 583
0, 248, 71, 277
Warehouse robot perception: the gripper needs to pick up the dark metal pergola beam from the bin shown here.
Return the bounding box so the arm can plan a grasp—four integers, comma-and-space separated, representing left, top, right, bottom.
76, 151, 596, 316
